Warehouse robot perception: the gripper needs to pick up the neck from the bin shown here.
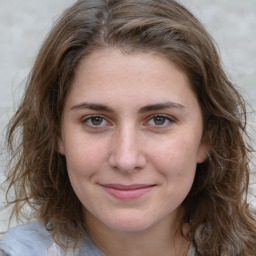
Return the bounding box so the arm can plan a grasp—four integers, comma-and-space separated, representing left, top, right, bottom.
84, 210, 190, 256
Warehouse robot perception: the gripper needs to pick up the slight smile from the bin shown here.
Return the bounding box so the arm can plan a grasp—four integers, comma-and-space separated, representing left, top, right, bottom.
100, 184, 156, 200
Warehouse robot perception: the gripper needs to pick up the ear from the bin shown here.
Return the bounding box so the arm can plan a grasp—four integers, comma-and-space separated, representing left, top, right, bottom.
196, 130, 212, 163
196, 142, 209, 163
57, 136, 66, 156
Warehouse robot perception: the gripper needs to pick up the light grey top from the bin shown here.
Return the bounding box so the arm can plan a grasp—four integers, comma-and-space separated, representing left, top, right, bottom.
0, 221, 196, 256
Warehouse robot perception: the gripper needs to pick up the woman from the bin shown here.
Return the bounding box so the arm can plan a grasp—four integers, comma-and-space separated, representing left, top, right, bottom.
0, 0, 255, 255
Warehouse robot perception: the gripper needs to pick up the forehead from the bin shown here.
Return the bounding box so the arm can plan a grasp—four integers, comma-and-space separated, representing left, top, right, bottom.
64, 48, 198, 111
73, 48, 190, 89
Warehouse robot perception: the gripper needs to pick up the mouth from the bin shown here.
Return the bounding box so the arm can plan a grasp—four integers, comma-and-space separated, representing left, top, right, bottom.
100, 184, 156, 200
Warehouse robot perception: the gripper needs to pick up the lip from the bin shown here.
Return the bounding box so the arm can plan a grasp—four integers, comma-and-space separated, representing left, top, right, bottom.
100, 184, 156, 200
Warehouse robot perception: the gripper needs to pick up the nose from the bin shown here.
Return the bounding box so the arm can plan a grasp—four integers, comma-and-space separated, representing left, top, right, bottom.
108, 126, 147, 173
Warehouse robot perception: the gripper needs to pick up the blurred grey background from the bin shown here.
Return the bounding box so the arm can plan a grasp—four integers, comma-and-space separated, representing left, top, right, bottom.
0, 0, 255, 234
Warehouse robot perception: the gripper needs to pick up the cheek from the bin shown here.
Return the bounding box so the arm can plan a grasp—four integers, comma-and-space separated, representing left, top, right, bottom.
64, 142, 108, 205
64, 140, 107, 177
149, 136, 199, 177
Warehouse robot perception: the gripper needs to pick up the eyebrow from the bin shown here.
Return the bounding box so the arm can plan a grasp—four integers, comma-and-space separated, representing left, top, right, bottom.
70, 101, 185, 113
71, 102, 115, 112
138, 102, 185, 113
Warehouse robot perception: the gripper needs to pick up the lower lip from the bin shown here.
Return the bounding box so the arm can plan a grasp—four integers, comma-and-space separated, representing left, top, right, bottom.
102, 186, 154, 200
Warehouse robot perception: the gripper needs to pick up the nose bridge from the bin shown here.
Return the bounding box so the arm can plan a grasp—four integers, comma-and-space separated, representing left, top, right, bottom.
109, 123, 146, 172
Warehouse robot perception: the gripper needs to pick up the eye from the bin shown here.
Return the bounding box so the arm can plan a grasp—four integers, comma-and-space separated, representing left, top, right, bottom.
147, 114, 174, 127
82, 115, 109, 127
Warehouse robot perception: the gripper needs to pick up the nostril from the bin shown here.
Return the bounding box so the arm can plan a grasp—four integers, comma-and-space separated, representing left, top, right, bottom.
109, 152, 147, 173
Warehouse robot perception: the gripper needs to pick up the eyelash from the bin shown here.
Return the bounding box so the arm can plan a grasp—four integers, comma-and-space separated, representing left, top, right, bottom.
82, 115, 110, 129
81, 114, 175, 130
146, 114, 175, 127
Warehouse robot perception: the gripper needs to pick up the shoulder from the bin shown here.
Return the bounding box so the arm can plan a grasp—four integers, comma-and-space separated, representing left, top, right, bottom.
0, 221, 53, 256
186, 243, 196, 256
0, 221, 105, 256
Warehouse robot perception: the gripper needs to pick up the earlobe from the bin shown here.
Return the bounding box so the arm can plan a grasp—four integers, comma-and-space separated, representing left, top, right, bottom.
197, 128, 212, 163
196, 143, 209, 163
57, 137, 66, 156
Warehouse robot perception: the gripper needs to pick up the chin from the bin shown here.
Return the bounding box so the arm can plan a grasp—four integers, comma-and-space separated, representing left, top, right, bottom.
102, 212, 158, 233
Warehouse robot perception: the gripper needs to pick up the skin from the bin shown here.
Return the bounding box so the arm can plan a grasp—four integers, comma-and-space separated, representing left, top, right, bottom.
58, 48, 208, 256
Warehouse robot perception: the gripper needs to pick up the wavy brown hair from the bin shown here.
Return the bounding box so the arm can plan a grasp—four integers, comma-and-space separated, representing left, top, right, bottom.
5, 0, 256, 255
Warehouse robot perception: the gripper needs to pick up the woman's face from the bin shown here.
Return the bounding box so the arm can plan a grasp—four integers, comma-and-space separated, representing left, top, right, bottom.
58, 49, 207, 233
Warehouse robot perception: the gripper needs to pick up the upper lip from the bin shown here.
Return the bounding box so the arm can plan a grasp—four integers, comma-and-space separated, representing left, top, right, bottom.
100, 184, 156, 190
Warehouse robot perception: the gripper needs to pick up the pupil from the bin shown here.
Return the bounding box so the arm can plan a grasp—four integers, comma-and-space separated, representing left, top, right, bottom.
154, 116, 165, 125
92, 117, 103, 125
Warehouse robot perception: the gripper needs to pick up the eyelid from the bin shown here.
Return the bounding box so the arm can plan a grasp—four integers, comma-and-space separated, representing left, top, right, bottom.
145, 114, 175, 127
81, 113, 175, 130
81, 114, 112, 128
149, 113, 175, 121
